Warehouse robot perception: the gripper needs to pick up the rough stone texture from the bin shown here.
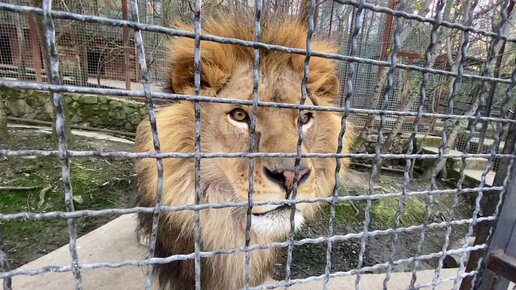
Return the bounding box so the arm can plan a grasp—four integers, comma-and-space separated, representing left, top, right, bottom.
0, 88, 147, 133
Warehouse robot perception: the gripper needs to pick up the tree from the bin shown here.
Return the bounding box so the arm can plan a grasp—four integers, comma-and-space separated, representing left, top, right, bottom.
420, 0, 515, 180
350, 0, 435, 153
32, 0, 72, 142
0, 96, 8, 142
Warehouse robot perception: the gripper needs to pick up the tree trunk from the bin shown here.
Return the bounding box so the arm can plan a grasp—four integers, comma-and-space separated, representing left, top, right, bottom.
0, 97, 8, 142
161, 0, 174, 27
420, 1, 514, 181
381, 73, 416, 154
419, 86, 481, 180
67, 1, 89, 86
299, 0, 312, 26
346, 0, 451, 155
32, 0, 72, 142
353, 67, 388, 151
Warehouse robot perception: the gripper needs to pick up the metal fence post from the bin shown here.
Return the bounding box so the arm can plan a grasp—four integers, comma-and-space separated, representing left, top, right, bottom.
475, 149, 516, 290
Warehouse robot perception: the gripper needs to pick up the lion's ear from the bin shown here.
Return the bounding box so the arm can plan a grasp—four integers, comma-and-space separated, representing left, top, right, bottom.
170, 60, 232, 95
308, 70, 340, 105
170, 58, 195, 94
168, 40, 235, 95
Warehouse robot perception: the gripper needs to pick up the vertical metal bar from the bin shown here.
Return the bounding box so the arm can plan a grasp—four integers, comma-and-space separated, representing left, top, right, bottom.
356, 1, 402, 289
455, 72, 516, 289
409, 0, 477, 288
458, 99, 516, 290
244, 0, 263, 288
432, 1, 507, 287
383, 1, 445, 289
122, 0, 131, 91
192, 0, 202, 288
129, 1, 164, 290
456, 1, 514, 288
283, 0, 315, 286
41, 0, 82, 288
323, 0, 362, 288
471, 69, 516, 290
477, 157, 516, 290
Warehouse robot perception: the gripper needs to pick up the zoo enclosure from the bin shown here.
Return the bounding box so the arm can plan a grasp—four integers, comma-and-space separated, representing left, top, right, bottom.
0, 0, 516, 290
2, 0, 513, 137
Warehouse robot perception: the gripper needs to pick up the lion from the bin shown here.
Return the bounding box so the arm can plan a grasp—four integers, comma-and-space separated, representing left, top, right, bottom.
134, 12, 354, 290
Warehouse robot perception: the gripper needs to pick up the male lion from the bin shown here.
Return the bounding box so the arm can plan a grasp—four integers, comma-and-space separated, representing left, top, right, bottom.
134, 12, 354, 290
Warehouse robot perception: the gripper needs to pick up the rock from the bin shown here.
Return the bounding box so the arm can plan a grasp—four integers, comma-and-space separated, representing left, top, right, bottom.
7, 99, 27, 117
70, 114, 82, 123
80, 95, 98, 104
109, 99, 123, 108
63, 95, 74, 104
122, 105, 135, 114
97, 103, 110, 111
114, 111, 126, 120
70, 101, 80, 109
128, 112, 143, 125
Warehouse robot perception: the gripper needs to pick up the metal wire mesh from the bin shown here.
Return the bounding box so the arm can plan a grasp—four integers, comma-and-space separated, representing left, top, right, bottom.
0, 0, 515, 290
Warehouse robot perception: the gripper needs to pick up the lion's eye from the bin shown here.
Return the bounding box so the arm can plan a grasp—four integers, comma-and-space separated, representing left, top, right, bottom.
299, 112, 313, 125
229, 108, 249, 122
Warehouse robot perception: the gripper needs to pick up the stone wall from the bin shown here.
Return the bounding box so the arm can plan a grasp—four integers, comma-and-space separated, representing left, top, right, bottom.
0, 88, 147, 133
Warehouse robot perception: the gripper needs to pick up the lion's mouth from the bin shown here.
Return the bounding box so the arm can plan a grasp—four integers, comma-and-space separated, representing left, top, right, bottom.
249, 204, 305, 236
251, 204, 299, 216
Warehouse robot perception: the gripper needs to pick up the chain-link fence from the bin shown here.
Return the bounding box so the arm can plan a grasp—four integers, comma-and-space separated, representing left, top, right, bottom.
0, 0, 515, 289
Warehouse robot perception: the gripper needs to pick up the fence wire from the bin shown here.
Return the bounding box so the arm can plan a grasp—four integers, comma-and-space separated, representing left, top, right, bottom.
0, 0, 515, 290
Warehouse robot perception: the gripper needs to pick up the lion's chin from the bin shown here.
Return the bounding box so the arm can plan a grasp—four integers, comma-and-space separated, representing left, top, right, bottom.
250, 208, 305, 237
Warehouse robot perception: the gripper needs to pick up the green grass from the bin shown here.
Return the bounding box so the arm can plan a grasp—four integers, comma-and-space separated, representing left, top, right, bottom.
0, 130, 136, 267
326, 197, 426, 229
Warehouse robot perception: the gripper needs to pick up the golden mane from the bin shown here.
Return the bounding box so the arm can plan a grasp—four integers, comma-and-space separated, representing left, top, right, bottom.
167, 14, 340, 106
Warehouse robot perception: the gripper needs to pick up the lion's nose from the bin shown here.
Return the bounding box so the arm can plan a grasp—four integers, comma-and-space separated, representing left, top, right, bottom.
263, 166, 311, 195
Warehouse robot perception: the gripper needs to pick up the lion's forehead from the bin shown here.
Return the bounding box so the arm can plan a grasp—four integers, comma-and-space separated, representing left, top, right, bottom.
220, 64, 311, 104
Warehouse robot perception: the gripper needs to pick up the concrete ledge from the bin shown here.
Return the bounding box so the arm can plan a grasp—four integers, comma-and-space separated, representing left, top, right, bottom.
451, 157, 488, 171
415, 135, 444, 148
7, 214, 147, 290
3, 214, 503, 290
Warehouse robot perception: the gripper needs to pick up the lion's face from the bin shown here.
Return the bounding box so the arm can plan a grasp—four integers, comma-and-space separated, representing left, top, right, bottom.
134, 15, 355, 289
134, 17, 353, 240
198, 64, 343, 237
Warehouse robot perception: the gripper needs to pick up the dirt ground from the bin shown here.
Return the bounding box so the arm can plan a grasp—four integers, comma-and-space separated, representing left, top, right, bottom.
2, 127, 476, 279
273, 168, 475, 280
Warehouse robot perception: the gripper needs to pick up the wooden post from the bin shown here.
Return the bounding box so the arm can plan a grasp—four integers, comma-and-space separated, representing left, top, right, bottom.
376, 0, 396, 79
28, 14, 42, 83
122, 0, 131, 90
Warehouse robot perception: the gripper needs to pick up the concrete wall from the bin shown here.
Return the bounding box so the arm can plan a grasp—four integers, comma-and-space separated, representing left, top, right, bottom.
0, 88, 146, 133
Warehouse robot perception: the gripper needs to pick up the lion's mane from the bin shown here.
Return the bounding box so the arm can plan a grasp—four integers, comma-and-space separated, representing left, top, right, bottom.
134, 12, 353, 290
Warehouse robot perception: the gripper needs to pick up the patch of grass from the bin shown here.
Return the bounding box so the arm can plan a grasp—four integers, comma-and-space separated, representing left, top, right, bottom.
1, 129, 136, 267
323, 197, 426, 229
369, 197, 426, 228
